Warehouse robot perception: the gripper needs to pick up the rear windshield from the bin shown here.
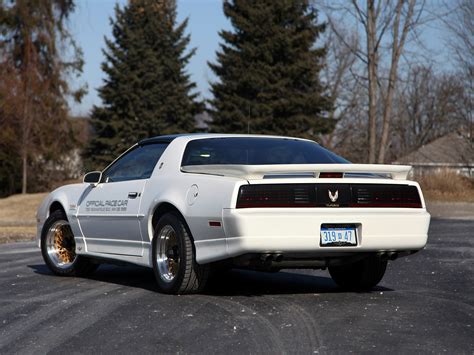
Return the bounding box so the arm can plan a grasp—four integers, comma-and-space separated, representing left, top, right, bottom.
181, 138, 349, 166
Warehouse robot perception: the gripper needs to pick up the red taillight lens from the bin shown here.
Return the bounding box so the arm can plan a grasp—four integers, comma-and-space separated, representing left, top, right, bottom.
236, 184, 317, 208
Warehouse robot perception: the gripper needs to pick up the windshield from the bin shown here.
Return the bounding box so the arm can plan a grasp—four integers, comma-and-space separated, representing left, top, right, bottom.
181, 138, 349, 166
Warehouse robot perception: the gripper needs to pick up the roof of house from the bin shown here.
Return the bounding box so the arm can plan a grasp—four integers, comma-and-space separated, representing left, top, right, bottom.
394, 132, 474, 166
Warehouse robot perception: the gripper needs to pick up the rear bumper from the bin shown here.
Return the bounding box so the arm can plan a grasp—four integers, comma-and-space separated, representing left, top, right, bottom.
222, 207, 430, 258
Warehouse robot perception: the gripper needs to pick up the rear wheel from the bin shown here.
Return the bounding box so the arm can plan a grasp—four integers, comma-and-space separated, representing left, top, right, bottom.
152, 212, 209, 294
41, 210, 98, 276
328, 255, 387, 291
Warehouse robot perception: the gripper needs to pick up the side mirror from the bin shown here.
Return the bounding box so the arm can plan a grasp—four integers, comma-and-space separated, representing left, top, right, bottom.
83, 171, 102, 186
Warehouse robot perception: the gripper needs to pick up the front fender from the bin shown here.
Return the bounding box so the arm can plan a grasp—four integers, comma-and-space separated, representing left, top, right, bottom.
36, 183, 89, 247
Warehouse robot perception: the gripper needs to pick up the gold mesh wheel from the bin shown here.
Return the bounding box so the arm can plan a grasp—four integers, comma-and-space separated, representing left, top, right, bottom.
45, 220, 77, 269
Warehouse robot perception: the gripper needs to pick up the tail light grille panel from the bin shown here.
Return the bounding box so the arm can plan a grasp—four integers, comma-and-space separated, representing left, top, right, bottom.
352, 184, 422, 208
237, 184, 316, 208
237, 184, 422, 208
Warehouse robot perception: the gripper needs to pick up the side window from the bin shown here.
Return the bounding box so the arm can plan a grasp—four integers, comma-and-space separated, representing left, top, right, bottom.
102, 143, 168, 183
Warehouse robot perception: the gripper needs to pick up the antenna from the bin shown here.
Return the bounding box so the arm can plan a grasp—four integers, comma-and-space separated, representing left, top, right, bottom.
247, 104, 250, 134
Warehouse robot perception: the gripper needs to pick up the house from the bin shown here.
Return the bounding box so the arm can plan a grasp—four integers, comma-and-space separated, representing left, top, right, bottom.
393, 132, 474, 177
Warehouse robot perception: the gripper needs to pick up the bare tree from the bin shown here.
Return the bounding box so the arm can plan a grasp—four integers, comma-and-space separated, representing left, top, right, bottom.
0, 1, 85, 194
321, 28, 357, 143
443, 0, 473, 77
0, 63, 23, 196
321, 0, 428, 163
391, 65, 467, 159
319, 25, 369, 162
443, 0, 473, 141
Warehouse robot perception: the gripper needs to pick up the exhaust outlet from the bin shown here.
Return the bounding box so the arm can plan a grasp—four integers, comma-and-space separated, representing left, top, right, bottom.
274, 254, 283, 262
378, 252, 389, 260
387, 252, 398, 261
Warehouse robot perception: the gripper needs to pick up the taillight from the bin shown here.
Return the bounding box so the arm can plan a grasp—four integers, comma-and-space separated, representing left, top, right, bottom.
351, 185, 422, 208
236, 184, 422, 208
236, 184, 317, 208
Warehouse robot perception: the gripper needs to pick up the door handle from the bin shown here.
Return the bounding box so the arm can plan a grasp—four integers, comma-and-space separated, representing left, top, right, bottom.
128, 192, 138, 199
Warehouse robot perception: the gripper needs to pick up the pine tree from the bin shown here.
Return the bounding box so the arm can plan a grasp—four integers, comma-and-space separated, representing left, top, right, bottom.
85, 0, 201, 170
209, 0, 332, 138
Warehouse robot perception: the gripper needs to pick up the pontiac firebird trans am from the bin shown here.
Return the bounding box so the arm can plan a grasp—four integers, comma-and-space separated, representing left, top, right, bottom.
37, 134, 430, 294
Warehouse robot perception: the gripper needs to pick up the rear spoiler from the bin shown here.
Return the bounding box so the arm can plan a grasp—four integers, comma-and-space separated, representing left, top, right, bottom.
181, 164, 412, 180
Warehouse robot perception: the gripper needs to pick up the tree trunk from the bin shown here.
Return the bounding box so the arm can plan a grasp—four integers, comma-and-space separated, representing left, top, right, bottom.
21, 62, 30, 195
21, 153, 27, 194
21, 89, 29, 194
377, 76, 396, 164
367, 0, 378, 163
377, 0, 414, 163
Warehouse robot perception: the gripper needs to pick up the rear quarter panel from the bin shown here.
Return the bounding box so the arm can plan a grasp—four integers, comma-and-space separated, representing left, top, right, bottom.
141, 173, 243, 244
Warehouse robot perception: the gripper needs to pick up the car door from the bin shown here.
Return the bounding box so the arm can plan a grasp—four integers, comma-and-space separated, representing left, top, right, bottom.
77, 143, 168, 256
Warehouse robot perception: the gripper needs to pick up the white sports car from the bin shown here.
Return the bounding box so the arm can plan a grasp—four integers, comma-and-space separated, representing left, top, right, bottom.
37, 134, 430, 294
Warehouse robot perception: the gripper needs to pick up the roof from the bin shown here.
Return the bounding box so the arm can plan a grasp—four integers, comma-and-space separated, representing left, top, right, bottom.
394, 132, 474, 166
138, 134, 189, 145
138, 133, 312, 145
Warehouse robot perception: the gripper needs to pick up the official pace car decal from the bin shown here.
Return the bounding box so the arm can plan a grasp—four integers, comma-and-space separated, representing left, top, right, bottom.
85, 200, 128, 212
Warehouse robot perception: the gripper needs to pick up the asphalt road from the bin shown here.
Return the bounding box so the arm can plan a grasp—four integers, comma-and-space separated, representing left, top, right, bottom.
0, 219, 472, 354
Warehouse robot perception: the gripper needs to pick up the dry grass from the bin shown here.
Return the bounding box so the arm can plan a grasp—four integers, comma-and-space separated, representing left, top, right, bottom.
0, 192, 47, 224
0, 193, 47, 243
417, 171, 474, 202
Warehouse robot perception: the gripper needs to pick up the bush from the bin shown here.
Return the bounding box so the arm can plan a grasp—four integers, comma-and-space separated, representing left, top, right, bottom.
417, 170, 474, 202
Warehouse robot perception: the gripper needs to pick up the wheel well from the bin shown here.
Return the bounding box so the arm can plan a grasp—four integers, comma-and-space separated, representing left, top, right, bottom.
151, 202, 197, 256
49, 201, 66, 216
151, 202, 185, 231
151, 203, 195, 240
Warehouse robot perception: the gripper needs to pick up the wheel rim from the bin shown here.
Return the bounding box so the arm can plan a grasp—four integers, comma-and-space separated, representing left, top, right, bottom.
46, 220, 77, 269
156, 225, 180, 283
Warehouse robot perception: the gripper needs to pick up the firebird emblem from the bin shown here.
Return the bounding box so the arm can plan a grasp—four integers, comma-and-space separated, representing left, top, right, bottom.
328, 190, 339, 202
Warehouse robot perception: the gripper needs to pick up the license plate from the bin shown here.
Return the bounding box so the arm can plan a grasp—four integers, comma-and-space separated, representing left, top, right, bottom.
320, 225, 357, 246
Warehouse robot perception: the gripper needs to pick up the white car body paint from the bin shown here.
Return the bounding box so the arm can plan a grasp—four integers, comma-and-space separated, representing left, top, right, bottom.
36, 134, 430, 267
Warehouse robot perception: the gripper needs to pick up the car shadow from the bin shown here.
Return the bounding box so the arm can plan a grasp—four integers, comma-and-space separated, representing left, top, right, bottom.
28, 264, 393, 296
29, 263, 160, 293
204, 269, 393, 296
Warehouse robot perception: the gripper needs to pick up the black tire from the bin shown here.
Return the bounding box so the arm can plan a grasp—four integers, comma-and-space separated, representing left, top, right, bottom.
41, 210, 98, 276
328, 255, 387, 291
152, 212, 210, 294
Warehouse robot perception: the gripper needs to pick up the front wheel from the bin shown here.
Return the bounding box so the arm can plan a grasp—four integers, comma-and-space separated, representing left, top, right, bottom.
328, 255, 387, 291
41, 210, 98, 276
152, 213, 209, 294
